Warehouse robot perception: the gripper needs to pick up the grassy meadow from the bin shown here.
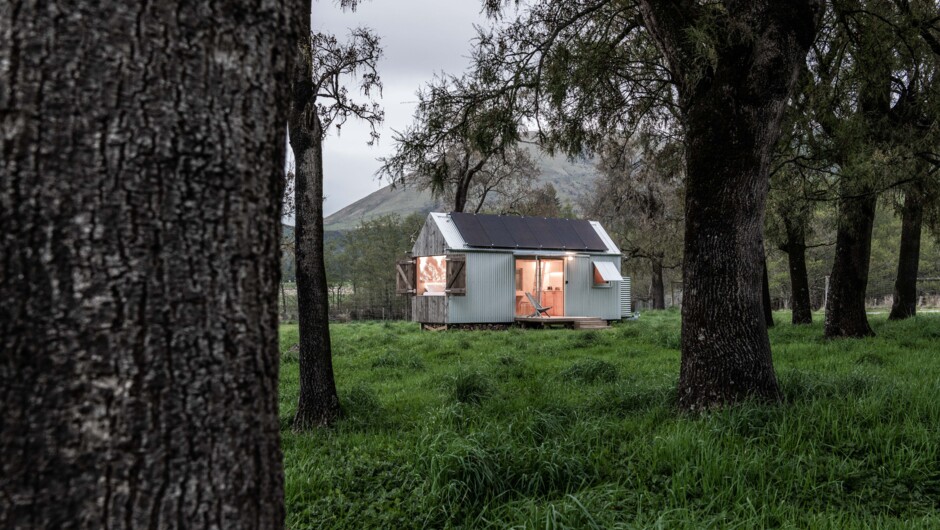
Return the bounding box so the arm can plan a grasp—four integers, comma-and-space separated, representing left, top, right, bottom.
279, 310, 940, 529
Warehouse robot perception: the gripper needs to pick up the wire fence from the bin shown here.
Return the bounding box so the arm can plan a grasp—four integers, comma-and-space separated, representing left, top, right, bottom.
278, 283, 411, 323
768, 276, 940, 311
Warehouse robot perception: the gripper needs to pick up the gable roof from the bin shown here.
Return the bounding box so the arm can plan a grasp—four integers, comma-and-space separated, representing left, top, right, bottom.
427, 212, 621, 255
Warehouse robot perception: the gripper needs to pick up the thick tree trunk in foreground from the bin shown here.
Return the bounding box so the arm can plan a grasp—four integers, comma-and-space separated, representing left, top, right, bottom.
780, 218, 813, 324
825, 195, 877, 338
289, 38, 342, 428
640, 1, 819, 410
651, 260, 666, 310
762, 254, 775, 328
678, 112, 783, 409
1, 2, 290, 527
889, 191, 923, 320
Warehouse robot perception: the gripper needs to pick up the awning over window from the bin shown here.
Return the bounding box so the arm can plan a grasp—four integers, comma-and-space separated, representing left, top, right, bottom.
593, 261, 623, 282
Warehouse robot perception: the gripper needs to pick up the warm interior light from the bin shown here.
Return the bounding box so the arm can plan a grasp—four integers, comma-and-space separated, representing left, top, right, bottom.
417, 255, 446, 296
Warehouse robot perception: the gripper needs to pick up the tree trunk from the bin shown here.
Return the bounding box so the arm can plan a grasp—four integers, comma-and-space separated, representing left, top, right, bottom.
453, 176, 470, 213
787, 248, 813, 324
637, 2, 820, 410
282, 282, 289, 319
824, 194, 877, 338
679, 114, 783, 409
289, 33, 342, 428
787, 246, 813, 324
1, 2, 290, 527
889, 190, 923, 320
762, 254, 775, 328
650, 260, 666, 310
780, 217, 813, 324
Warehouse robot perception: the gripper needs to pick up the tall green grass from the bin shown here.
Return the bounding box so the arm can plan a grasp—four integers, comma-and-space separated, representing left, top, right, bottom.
280, 311, 940, 529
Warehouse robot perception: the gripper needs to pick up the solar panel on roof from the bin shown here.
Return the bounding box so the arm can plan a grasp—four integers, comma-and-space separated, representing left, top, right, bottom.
573, 222, 604, 249
500, 215, 540, 248
453, 214, 488, 246
525, 217, 564, 249
449, 212, 608, 251
476, 214, 517, 248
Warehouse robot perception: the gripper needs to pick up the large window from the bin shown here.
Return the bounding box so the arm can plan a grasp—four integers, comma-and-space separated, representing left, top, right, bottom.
417, 255, 447, 296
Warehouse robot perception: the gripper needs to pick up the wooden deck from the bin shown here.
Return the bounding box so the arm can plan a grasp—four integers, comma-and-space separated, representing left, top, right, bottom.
514, 316, 611, 329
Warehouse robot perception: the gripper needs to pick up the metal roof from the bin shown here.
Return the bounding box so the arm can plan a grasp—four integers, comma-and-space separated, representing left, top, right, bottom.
429, 212, 620, 255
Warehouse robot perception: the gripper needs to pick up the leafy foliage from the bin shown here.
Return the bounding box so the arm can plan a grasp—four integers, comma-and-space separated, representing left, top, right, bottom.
323, 213, 424, 318
584, 136, 684, 304
377, 71, 537, 213
308, 27, 384, 141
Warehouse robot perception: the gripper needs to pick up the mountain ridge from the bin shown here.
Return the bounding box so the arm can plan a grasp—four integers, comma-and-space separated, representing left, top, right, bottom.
323, 144, 599, 231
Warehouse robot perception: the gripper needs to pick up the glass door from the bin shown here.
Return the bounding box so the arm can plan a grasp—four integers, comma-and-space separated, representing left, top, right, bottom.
515, 258, 565, 317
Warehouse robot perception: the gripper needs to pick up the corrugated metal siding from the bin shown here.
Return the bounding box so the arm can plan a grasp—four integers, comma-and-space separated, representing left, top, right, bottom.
620, 276, 632, 317
447, 251, 515, 323
565, 256, 621, 320
564, 256, 590, 317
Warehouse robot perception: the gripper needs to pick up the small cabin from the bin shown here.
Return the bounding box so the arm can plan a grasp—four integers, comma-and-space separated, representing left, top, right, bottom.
396, 212, 631, 328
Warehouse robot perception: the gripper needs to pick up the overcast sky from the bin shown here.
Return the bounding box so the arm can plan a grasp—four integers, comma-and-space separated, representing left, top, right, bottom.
304, 0, 493, 217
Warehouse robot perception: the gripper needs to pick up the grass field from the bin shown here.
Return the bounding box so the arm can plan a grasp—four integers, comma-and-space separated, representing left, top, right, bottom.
278, 310, 940, 529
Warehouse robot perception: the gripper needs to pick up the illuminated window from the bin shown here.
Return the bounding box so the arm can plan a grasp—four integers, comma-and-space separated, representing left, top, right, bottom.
416, 255, 447, 296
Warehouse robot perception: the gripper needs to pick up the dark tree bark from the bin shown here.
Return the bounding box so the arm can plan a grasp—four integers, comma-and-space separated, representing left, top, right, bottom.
651, 259, 666, 310
454, 179, 470, 213
451, 152, 490, 213
289, 31, 343, 428
889, 190, 924, 320
779, 218, 813, 324
762, 254, 775, 328
639, 0, 820, 410
824, 194, 877, 338
1, 1, 291, 527
823, 7, 896, 339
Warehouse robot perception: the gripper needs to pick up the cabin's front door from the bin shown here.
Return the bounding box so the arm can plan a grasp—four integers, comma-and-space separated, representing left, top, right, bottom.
514, 257, 565, 317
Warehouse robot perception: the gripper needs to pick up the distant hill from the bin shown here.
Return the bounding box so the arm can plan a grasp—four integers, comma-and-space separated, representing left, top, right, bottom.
323, 143, 599, 231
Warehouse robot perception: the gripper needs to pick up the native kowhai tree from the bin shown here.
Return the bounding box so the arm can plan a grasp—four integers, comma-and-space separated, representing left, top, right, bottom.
1, 1, 292, 526
289, 27, 383, 429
